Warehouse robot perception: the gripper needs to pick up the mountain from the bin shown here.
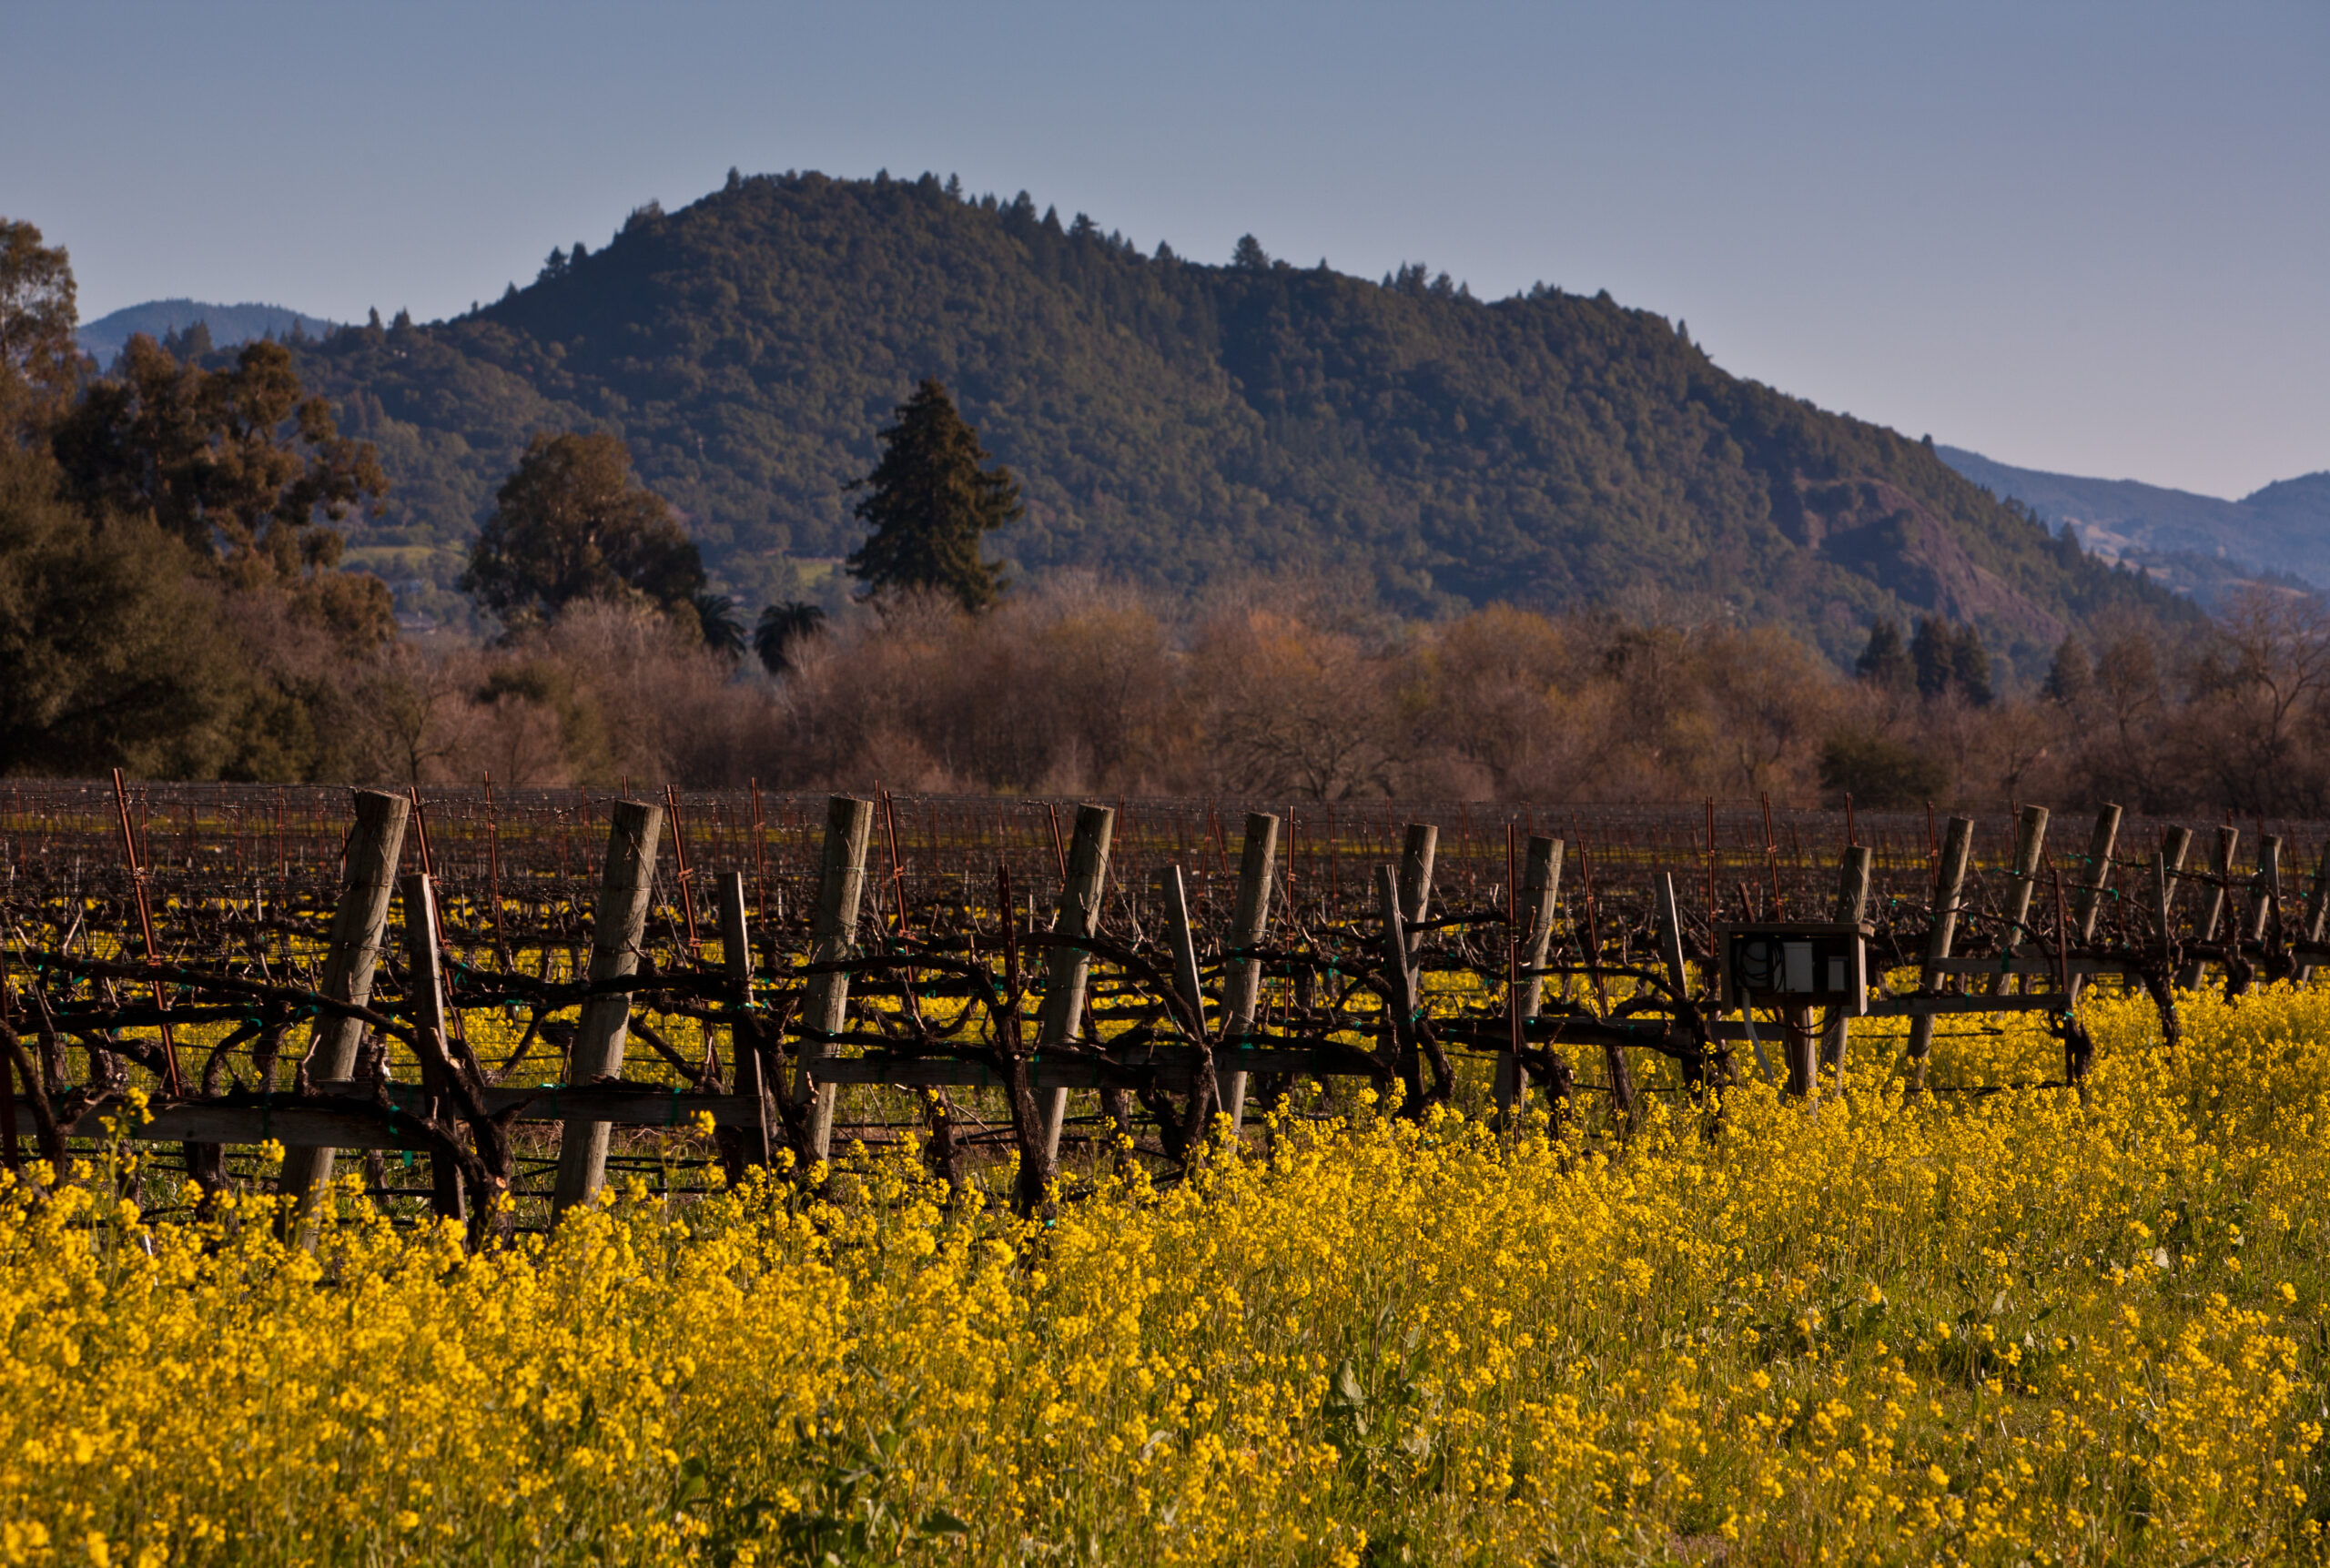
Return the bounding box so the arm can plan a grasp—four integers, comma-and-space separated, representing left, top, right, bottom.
256, 169, 2184, 678
1938, 445, 2330, 602
78, 298, 339, 364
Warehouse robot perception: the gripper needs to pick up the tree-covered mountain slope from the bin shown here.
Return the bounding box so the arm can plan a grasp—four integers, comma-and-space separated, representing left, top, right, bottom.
285, 168, 2186, 674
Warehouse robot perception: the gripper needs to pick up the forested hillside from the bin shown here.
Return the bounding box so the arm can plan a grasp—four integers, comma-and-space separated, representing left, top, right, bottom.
281, 168, 2183, 676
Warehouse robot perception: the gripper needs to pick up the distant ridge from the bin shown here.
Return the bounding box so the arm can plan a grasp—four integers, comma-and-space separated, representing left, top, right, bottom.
77, 298, 340, 364
1937, 446, 2330, 602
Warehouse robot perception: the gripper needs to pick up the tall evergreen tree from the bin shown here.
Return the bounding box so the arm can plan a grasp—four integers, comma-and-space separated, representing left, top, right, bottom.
1910, 616, 1955, 698
1951, 622, 1993, 706
845, 379, 1021, 612
1856, 618, 1912, 690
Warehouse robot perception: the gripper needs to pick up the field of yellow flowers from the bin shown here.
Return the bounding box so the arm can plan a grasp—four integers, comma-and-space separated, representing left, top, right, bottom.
5, 985, 2328, 1566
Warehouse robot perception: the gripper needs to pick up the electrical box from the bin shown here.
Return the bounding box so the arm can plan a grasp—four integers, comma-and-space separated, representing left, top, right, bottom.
1716, 922, 1868, 1015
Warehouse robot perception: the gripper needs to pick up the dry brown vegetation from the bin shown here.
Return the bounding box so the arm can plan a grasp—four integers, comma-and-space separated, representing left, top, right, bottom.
290, 575, 2330, 816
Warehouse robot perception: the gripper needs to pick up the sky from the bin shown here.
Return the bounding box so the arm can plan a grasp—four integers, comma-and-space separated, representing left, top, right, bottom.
9, 0, 2325, 499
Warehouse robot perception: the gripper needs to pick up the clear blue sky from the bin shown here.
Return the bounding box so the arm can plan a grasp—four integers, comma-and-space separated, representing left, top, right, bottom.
11, 0, 2325, 498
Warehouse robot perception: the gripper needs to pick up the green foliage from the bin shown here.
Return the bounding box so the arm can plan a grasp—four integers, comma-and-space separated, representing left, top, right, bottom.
460, 431, 704, 632
0, 444, 212, 774
844, 379, 1019, 612
50, 334, 388, 588
1817, 728, 1946, 808
0, 217, 78, 438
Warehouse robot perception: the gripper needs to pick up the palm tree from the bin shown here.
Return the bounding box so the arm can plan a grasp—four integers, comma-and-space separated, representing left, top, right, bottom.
693, 592, 746, 661
754, 601, 827, 675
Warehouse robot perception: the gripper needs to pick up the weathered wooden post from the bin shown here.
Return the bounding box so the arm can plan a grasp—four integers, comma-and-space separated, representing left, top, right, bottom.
1037, 804, 1115, 1162
1654, 873, 1697, 1087
1217, 812, 1280, 1130
1905, 816, 1975, 1088
1819, 845, 1873, 1078
1160, 865, 1220, 1144
2230, 835, 2283, 997
1393, 824, 1438, 1103
2298, 837, 2330, 983
2180, 825, 2240, 990
792, 795, 875, 1165
1163, 865, 1211, 1039
551, 799, 664, 1217
1989, 806, 2049, 996
2250, 835, 2284, 943
1398, 824, 1437, 951
2158, 826, 2193, 940
2070, 804, 2123, 943
279, 788, 410, 1219
1375, 864, 1423, 1108
400, 873, 466, 1224
1782, 1002, 1820, 1102
716, 874, 772, 1173
1499, 836, 1564, 1119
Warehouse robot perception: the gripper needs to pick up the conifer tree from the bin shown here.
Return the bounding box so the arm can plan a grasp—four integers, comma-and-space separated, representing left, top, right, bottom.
1856, 618, 1912, 690
845, 379, 1020, 612
1910, 616, 1955, 698
1951, 622, 1993, 705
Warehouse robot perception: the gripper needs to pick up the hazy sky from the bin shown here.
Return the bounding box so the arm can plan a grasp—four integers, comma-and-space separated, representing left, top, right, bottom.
11, 1, 2325, 497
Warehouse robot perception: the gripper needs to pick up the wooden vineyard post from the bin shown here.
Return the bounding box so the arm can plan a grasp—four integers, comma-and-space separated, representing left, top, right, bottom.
2180, 825, 2241, 990
1397, 824, 1438, 953
1375, 865, 1423, 1110
2158, 826, 2194, 946
1160, 865, 1220, 1143
1991, 806, 2050, 996
1037, 804, 1116, 1163
1905, 816, 1975, 1089
1393, 824, 1438, 1106
716, 874, 773, 1173
2231, 835, 2282, 997
2050, 804, 2122, 1015
1819, 845, 1874, 1081
1217, 812, 1280, 1132
2070, 805, 2123, 943
1499, 836, 1564, 1118
1162, 865, 1211, 1040
1514, 836, 1565, 1020
279, 788, 411, 1220
400, 874, 467, 1225
551, 799, 664, 1217
793, 796, 875, 1165
2298, 837, 2330, 983
1783, 1002, 1819, 1103
1654, 873, 1697, 1088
